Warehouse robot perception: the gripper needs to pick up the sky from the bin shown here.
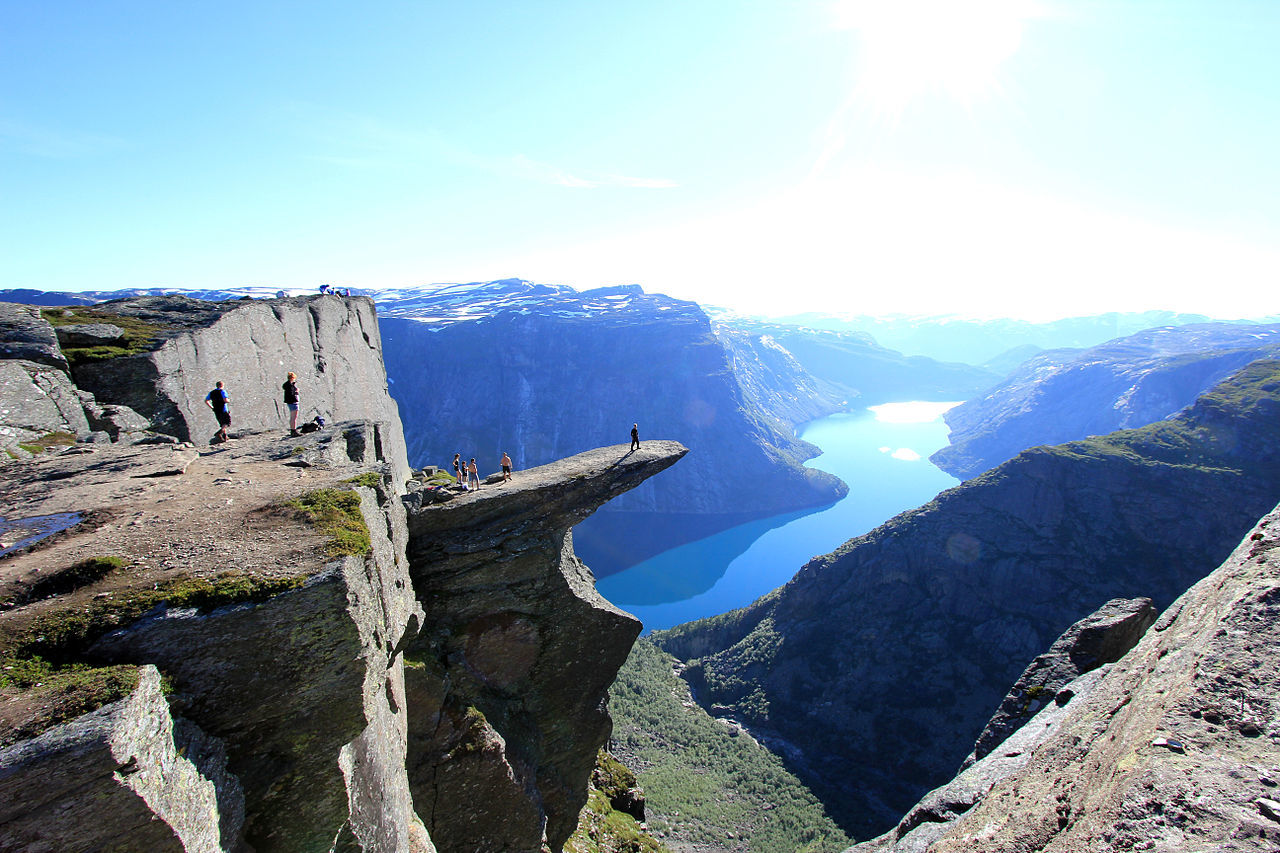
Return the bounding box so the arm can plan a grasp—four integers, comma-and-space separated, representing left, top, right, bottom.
3, 1, 1279, 320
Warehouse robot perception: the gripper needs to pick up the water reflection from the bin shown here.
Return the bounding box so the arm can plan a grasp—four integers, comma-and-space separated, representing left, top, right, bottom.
593, 404, 961, 630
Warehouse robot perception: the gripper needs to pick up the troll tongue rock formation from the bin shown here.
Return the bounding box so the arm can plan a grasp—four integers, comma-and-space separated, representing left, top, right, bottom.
402, 441, 687, 852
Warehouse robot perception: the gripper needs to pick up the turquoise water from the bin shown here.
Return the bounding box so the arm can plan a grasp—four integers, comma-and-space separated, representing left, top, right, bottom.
596, 403, 961, 631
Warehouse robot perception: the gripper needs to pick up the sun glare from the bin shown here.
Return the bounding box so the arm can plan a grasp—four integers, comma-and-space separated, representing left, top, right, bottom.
833, 0, 1042, 114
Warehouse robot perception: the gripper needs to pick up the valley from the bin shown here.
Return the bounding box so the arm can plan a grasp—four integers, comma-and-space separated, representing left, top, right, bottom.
4, 283, 1280, 853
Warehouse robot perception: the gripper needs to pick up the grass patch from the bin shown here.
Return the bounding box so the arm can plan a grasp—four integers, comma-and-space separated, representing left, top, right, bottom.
423, 471, 456, 487
286, 488, 372, 557
0, 571, 304, 743
566, 790, 667, 853
3, 572, 307, 670
343, 472, 384, 489
15, 432, 78, 456
41, 307, 170, 365
607, 638, 850, 852
0, 662, 141, 747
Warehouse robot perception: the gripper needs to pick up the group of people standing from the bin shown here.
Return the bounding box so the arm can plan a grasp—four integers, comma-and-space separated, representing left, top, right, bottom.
203, 372, 307, 443
452, 451, 514, 491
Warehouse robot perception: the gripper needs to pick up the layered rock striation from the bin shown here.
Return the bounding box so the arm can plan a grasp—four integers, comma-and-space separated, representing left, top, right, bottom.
64, 294, 409, 480
401, 442, 686, 851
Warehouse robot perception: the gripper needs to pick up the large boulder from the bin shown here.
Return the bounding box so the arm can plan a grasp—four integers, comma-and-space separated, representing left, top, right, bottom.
0, 665, 243, 853
962, 596, 1157, 767
0, 359, 90, 451
55, 322, 126, 348
0, 302, 67, 371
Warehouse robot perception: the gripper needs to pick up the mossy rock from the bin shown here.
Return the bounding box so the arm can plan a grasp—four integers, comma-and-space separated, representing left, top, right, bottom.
285, 488, 372, 557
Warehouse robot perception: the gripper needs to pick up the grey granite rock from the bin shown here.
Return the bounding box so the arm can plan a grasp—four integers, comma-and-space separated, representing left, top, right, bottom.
0, 359, 90, 450
963, 596, 1156, 767
0, 302, 67, 371
849, 667, 1111, 853
83, 400, 152, 439
403, 440, 687, 852
926, 504, 1280, 852
54, 322, 126, 348
70, 294, 409, 482
89, 484, 423, 852
0, 665, 243, 853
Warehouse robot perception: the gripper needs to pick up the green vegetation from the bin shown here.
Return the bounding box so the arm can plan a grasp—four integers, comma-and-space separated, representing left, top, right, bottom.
607, 638, 850, 852
343, 472, 384, 489
0, 571, 305, 742
0, 661, 141, 747
567, 792, 667, 853
40, 307, 170, 365
2, 572, 306, 671
286, 488, 372, 557
422, 470, 456, 487
16, 431, 77, 455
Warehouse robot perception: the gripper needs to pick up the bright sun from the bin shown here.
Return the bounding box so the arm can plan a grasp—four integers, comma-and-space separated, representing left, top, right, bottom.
833, 0, 1043, 115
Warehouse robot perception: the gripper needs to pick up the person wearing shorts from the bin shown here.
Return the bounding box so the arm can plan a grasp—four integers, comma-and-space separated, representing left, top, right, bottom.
205, 381, 231, 442
468, 458, 480, 491
500, 452, 512, 482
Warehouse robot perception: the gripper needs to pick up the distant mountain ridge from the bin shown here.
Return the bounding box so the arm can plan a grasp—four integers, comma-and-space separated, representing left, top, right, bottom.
932, 322, 1280, 479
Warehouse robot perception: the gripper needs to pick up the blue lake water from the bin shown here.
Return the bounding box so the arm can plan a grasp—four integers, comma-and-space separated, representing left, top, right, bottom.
595, 403, 961, 631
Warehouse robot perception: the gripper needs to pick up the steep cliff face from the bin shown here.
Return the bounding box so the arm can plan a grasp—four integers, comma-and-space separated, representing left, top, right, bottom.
401, 443, 686, 851
918, 504, 1280, 852
380, 293, 843, 519
932, 323, 1280, 479
1, 293, 684, 852
655, 360, 1280, 837
66, 294, 409, 481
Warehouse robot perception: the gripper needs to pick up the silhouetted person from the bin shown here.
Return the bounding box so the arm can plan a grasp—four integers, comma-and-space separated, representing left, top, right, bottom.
630, 423, 640, 451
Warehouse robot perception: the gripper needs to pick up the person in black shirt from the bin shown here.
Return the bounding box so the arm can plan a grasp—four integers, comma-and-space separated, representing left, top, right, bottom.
283, 372, 300, 435
630, 423, 640, 451
205, 381, 231, 443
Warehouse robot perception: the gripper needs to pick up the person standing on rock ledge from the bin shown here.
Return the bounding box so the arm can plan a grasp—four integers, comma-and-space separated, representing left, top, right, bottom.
630, 423, 640, 451
205, 381, 231, 443
283, 372, 300, 436
468, 458, 480, 490
453, 453, 464, 487
501, 452, 513, 482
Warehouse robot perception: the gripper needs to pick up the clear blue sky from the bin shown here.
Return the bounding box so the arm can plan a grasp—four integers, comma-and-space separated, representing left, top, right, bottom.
3, 1, 1278, 319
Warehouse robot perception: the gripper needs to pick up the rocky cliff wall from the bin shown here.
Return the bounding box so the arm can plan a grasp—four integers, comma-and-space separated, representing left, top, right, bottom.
918, 503, 1280, 852
380, 306, 844, 520
67, 294, 409, 482
1, 288, 684, 851
1, 431, 684, 852
655, 360, 1280, 838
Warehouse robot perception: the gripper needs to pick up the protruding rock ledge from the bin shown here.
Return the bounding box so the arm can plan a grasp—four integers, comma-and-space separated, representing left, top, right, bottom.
404, 440, 688, 538
401, 440, 687, 852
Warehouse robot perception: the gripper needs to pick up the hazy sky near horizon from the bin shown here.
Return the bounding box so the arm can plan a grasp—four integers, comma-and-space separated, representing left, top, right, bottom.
4, 1, 1278, 320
